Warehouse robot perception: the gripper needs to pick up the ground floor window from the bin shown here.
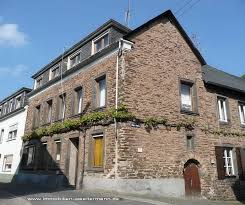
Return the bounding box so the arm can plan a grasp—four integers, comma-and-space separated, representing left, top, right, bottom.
2, 155, 13, 172
215, 146, 245, 180
21, 145, 35, 168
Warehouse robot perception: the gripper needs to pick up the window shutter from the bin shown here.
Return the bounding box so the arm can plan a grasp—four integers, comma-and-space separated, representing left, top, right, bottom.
237, 148, 245, 180
192, 84, 198, 113
55, 97, 60, 121
92, 80, 97, 109
215, 146, 225, 179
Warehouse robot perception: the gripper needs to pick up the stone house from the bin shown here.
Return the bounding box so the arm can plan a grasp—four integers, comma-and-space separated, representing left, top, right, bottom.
19, 10, 245, 200
0, 87, 31, 182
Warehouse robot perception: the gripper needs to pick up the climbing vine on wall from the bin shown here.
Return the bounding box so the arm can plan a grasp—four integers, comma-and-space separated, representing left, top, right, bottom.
22, 105, 245, 142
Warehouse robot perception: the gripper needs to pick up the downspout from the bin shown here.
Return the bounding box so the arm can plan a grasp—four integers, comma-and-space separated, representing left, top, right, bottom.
114, 39, 122, 179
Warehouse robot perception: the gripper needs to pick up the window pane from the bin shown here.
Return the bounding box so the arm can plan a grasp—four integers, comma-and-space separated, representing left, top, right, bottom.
99, 78, 106, 107
181, 84, 192, 110
77, 89, 83, 113
218, 98, 227, 121
27, 146, 34, 166
103, 34, 109, 47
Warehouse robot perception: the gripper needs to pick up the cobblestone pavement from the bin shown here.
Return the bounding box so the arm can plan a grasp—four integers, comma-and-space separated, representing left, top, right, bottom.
0, 184, 244, 205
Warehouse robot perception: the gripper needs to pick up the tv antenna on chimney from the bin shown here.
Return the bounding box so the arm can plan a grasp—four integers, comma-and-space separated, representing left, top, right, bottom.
125, 0, 131, 27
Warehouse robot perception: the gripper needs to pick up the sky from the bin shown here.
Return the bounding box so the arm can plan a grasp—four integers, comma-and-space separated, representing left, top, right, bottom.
0, 0, 245, 100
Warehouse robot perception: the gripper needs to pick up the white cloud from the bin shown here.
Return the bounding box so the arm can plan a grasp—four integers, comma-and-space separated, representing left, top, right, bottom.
0, 64, 29, 77
0, 23, 28, 47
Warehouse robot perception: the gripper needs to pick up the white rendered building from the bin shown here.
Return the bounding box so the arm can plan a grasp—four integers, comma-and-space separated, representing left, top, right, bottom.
0, 88, 31, 182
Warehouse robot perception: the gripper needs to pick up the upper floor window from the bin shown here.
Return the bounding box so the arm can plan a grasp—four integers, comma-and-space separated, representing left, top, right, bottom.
0, 129, 4, 143
7, 124, 18, 141
238, 103, 245, 125
34, 105, 41, 128
0, 106, 2, 116
74, 87, 83, 114
69, 52, 81, 68
96, 76, 106, 108
58, 94, 66, 120
36, 77, 43, 89
51, 66, 60, 79
217, 97, 228, 122
46, 100, 53, 124
15, 96, 21, 109
92, 32, 109, 54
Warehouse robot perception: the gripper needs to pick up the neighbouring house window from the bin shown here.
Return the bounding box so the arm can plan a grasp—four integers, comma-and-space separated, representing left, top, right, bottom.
36, 77, 43, 89
69, 52, 81, 68
92, 33, 109, 54
34, 105, 41, 128
0, 106, 2, 116
217, 97, 228, 122
58, 94, 66, 120
0, 129, 4, 143
3, 103, 8, 115
75, 87, 83, 114
92, 134, 104, 168
55, 140, 61, 162
15, 96, 21, 109
2, 155, 13, 172
7, 124, 18, 141
96, 76, 106, 108
180, 82, 194, 112
186, 135, 194, 151
8, 100, 13, 113
46, 100, 53, 123
51, 66, 60, 79
238, 103, 245, 125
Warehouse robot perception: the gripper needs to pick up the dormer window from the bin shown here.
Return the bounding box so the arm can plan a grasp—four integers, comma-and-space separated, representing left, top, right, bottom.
8, 100, 13, 113
92, 32, 109, 55
15, 95, 21, 109
69, 52, 81, 69
3, 103, 8, 115
36, 77, 43, 89
51, 65, 60, 80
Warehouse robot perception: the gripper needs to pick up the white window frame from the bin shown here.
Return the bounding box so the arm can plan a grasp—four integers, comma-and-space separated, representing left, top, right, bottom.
15, 95, 22, 109
49, 64, 60, 80
3, 103, 8, 115
0, 129, 4, 143
238, 103, 245, 125
7, 123, 18, 141
223, 148, 235, 176
2, 155, 13, 172
68, 50, 81, 70
47, 100, 52, 123
180, 83, 193, 111
218, 97, 228, 122
8, 100, 13, 113
35, 76, 43, 89
92, 31, 109, 55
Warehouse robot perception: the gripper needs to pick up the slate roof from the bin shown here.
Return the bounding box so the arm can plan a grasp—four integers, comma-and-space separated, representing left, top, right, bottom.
202, 65, 245, 94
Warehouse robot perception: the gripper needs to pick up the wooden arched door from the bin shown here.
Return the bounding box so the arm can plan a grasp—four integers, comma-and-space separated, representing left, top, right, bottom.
183, 162, 201, 196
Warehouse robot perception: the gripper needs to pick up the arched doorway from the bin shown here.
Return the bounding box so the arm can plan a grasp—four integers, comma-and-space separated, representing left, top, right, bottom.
183, 159, 201, 196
